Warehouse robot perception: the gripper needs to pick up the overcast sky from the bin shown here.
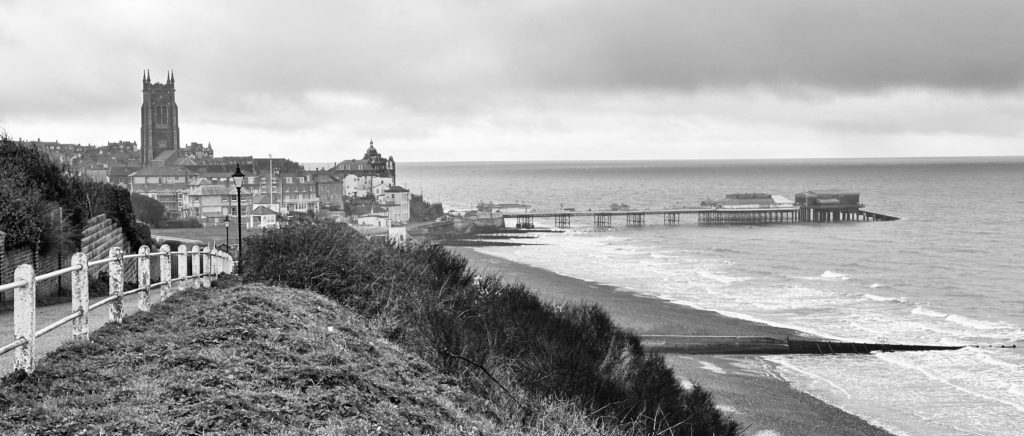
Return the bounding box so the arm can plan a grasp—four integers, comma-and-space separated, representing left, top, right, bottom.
1, 0, 1022, 162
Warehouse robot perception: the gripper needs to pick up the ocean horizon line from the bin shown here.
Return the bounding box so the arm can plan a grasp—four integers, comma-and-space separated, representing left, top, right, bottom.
302, 154, 1024, 169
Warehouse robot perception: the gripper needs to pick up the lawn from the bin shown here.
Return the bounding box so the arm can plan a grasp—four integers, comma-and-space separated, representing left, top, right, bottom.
150, 226, 264, 250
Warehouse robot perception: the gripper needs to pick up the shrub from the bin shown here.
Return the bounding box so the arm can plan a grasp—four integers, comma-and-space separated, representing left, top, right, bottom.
130, 192, 165, 227
132, 221, 154, 248
242, 221, 738, 435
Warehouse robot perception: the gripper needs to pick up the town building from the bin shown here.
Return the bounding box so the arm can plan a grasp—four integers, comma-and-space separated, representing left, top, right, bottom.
129, 166, 199, 219
311, 172, 346, 211
183, 179, 255, 227
183, 142, 214, 159
252, 194, 282, 215
354, 203, 391, 228
329, 140, 396, 180
381, 185, 411, 224
104, 141, 137, 153
277, 172, 320, 214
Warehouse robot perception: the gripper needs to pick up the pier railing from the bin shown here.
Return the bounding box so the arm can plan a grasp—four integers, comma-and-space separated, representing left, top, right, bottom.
0, 244, 233, 374
512, 206, 711, 217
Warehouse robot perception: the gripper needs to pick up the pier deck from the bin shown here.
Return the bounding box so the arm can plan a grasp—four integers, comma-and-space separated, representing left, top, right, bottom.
506, 206, 897, 228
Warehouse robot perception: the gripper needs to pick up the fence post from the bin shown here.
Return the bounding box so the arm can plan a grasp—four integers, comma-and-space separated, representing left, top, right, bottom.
137, 246, 151, 311
159, 244, 171, 301
70, 252, 90, 341
210, 250, 219, 276
108, 247, 124, 323
13, 264, 36, 373
191, 246, 201, 289
202, 247, 212, 288
177, 245, 188, 292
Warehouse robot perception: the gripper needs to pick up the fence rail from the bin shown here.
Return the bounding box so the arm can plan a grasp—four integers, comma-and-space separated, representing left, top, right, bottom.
1, 244, 233, 374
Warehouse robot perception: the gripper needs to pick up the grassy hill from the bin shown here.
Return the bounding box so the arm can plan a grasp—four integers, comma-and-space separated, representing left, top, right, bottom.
0, 282, 608, 435
0, 221, 739, 434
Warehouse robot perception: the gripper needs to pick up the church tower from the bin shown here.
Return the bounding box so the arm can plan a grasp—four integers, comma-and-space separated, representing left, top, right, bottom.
140, 70, 180, 166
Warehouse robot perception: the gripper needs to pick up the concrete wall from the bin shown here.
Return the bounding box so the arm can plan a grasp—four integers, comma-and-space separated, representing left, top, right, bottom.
80, 214, 136, 281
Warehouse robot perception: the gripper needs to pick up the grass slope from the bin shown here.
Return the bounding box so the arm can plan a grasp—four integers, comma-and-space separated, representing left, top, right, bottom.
0, 282, 505, 435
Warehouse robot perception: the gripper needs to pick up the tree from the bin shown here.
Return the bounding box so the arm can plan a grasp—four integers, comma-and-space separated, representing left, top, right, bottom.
131, 192, 165, 227
0, 135, 147, 251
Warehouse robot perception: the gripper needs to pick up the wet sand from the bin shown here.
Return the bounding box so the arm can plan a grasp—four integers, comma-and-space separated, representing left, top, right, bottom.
451, 247, 892, 436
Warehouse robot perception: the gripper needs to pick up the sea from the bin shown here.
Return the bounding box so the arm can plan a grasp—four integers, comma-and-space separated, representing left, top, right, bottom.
394, 157, 1024, 436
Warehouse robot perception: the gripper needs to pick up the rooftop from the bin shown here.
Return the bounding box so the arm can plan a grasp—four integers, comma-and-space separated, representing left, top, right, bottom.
251, 206, 277, 216
131, 166, 199, 177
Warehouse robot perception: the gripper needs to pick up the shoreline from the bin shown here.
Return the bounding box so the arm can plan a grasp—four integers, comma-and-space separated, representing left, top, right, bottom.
450, 246, 893, 436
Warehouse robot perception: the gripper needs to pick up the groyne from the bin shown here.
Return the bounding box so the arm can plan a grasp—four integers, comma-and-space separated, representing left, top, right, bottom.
641, 335, 965, 355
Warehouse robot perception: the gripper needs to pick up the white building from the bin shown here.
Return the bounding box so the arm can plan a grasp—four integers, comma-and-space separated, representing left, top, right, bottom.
248, 206, 279, 229
381, 186, 411, 224
343, 173, 396, 199
355, 203, 391, 228
388, 226, 411, 244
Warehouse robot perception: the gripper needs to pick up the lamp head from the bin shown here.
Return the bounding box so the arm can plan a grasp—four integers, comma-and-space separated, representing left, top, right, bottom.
232, 164, 245, 189
224, 215, 230, 227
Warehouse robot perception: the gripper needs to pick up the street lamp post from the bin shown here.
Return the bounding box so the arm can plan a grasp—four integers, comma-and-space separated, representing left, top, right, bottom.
223, 215, 230, 254
232, 164, 246, 274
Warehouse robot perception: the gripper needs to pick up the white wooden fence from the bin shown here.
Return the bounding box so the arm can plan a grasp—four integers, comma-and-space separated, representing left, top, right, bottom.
0, 244, 233, 374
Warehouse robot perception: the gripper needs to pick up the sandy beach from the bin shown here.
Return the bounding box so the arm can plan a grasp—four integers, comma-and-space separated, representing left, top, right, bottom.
451, 247, 892, 436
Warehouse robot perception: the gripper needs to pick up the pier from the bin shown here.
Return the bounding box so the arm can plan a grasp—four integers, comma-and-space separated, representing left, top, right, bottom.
506, 190, 899, 228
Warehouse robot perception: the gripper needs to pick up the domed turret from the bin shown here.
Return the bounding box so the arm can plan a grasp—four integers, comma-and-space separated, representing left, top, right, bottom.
362, 139, 381, 160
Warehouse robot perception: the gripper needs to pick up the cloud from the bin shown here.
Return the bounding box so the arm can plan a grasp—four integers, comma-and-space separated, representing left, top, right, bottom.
1, 0, 1023, 161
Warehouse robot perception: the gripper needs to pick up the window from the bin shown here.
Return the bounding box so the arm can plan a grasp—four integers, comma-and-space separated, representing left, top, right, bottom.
156, 106, 169, 124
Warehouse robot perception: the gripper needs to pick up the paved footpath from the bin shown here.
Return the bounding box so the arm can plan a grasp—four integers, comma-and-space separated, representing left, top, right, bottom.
0, 287, 179, 377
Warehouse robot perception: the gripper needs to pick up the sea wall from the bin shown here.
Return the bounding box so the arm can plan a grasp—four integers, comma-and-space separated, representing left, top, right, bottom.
452, 216, 504, 232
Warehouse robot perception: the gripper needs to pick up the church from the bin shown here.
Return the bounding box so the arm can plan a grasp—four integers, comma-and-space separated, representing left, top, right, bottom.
139, 70, 180, 166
